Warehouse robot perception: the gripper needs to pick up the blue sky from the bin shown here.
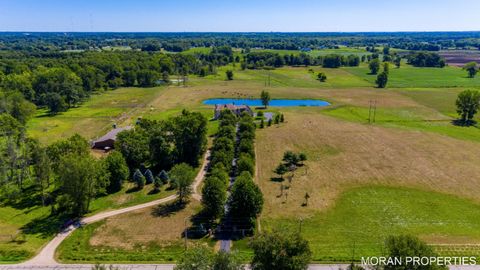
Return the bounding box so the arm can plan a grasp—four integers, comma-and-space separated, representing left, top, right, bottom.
1, 0, 479, 32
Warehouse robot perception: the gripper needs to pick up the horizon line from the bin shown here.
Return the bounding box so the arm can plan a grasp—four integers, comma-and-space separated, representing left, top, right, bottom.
1, 30, 480, 34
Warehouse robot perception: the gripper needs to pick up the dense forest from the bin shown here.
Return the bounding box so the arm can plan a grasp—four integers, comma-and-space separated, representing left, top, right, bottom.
0, 109, 208, 217
1, 32, 480, 52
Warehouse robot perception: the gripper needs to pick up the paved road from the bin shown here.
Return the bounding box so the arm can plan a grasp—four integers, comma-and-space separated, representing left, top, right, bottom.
2, 264, 479, 270
18, 151, 210, 266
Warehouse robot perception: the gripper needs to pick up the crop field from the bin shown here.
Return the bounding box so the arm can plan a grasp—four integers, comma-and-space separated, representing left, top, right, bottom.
11, 49, 480, 263
439, 50, 480, 67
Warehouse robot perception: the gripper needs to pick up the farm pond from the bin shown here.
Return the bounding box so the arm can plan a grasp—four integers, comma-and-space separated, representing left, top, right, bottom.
203, 98, 330, 107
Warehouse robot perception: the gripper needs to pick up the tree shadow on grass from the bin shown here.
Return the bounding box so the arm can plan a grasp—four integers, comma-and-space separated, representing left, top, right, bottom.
20, 213, 71, 239
147, 188, 161, 195
270, 177, 285, 183
452, 119, 478, 127
1, 186, 42, 210
126, 186, 142, 194
151, 200, 186, 217
184, 209, 213, 240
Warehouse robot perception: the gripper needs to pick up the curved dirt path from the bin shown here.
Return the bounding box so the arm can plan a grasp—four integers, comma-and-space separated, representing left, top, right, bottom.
20, 151, 210, 266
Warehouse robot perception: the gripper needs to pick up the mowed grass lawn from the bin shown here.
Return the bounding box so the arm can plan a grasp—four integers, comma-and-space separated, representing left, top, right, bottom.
262, 186, 480, 262
27, 87, 164, 144
0, 183, 174, 263
345, 64, 480, 88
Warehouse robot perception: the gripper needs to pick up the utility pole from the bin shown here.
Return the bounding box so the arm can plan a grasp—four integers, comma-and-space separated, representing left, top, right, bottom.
351, 240, 356, 265
184, 218, 188, 250
368, 100, 372, 123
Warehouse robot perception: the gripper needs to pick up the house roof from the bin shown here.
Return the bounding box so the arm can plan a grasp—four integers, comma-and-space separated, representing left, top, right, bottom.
93, 126, 132, 144
214, 104, 251, 111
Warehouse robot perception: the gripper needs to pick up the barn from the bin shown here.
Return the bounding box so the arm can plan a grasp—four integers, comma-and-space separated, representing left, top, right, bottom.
91, 126, 132, 150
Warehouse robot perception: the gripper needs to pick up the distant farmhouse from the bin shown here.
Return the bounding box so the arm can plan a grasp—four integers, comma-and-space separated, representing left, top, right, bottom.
91, 126, 132, 150
214, 104, 254, 119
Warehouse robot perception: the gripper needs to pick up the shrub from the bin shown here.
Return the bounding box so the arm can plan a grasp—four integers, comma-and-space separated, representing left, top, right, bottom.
317, 72, 327, 82
385, 235, 447, 270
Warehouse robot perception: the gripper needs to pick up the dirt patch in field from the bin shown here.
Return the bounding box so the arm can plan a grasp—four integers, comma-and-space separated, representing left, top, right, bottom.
257, 112, 480, 219
89, 201, 200, 249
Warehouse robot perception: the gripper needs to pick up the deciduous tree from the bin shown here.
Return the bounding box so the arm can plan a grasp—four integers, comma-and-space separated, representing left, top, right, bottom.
385, 235, 447, 270
368, 59, 381, 74
57, 154, 109, 216
251, 229, 311, 270
170, 163, 195, 202
376, 71, 388, 88
463, 62, 478, 78
226, 70, 234, 80
260, 90, 271, 108
229, 172, 263, 223
456, 89, 480, 125
201, 176, 227, 219
104, 151, 129, 193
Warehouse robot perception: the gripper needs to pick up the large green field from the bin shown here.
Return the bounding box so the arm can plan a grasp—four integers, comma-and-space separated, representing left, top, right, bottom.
27, 87, 164, 144
345, 64, 480, 88
5, 48, 480, 263
263, 186, 480, 262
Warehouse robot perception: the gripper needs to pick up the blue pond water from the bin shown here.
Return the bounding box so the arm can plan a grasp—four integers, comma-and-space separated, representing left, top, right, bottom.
203, 98, 330, 107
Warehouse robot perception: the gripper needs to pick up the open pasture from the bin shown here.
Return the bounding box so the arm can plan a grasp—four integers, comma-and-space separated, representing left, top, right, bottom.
27, 87, 164, 145
344, 64, 480, 88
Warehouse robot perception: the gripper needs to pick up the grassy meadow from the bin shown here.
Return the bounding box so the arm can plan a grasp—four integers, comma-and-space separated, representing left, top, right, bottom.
263, 186, 480, 262
4, 48, 480, 263
57, 200, 215, 263
27, 87, 165, 145
0, 182, 174, 263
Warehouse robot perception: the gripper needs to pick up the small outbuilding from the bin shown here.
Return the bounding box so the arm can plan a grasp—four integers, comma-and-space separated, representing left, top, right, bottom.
91, 126, 132, 150
214, 104, 254, 119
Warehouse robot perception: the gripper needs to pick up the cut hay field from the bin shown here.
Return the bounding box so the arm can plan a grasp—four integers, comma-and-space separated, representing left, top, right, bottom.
256, 111, 480, 261
57, 200, 214, 263
14, 58, 480, 263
